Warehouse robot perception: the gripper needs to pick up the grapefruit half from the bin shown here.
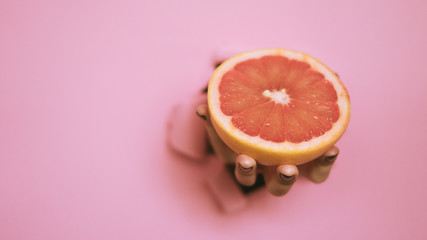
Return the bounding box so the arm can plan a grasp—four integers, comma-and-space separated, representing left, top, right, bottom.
207, 49, 350, 165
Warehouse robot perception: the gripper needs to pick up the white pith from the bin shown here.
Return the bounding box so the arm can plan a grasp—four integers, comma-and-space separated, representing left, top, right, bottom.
263, 89, 290, 105
208, 49, 350, 152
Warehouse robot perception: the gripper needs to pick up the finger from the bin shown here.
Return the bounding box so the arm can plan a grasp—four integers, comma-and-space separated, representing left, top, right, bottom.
202, 84, 208, 93
234, 154, 257, 187
214, 61, 223, 69
263, 165, 298, 196
303, 146, 339, 183
196, 104, 237, 164
196, 104, 209, 121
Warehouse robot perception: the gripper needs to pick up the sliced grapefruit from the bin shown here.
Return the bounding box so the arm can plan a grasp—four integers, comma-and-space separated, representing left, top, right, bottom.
207, 49, 350, 166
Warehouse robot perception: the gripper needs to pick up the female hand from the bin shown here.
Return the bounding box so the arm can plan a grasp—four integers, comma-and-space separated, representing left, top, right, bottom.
196, 104, 339, 196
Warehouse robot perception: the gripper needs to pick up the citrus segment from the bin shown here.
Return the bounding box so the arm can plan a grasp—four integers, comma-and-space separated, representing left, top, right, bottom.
231, 101, 274, 137
259, 103, 286, 142
220, 94, 269, 115
234, 59, 270, 90
219, 70, 263, 95
208, 49, 350, 165
260, 56, 289, 90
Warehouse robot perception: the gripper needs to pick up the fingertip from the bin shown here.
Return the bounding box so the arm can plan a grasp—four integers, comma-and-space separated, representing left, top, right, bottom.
277, 165, 298, 177
196, 104, 209, 121
214, 61, 223, 69
235, 154, 257, 186
236, 154, 256, 171
322, 146, 339, 165
325, 146, 339, 158
277, 165, 298, 184
303, 147, 338, 183
263, 165, 298, 196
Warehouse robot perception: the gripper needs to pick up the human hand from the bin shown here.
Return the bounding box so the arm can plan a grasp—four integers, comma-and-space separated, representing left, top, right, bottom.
196, 104, 339, 196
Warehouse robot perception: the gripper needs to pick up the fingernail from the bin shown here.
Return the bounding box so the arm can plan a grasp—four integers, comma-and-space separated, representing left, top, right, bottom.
238, 164, 253, 174
325, 154, 337, 163
196, 111, 207, 120
279, 173, 295, 183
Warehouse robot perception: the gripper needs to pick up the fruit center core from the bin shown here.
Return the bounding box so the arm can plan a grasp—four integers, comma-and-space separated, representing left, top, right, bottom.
262, 89, 290, 105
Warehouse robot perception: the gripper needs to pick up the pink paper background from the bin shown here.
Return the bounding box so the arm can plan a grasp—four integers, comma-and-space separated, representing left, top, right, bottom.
1, 0, 427, 239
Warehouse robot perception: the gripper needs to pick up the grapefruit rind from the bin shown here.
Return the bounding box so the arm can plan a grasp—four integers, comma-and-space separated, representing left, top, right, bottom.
208, 49, 350, 166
